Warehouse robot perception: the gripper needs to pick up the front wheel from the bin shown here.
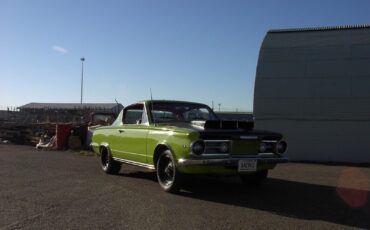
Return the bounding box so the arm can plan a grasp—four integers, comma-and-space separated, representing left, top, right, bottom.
240, 170, 268, 186
156, 150, 184, 193
100, 147, 121, 174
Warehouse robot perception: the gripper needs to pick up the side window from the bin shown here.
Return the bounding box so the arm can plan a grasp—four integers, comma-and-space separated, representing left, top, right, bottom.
123, 104, 145, 124
152, 110, 176, 122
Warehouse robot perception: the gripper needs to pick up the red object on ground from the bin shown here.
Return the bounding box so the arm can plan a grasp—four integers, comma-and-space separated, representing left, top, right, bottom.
56, 124, 72, 150
336, 167, 369, 208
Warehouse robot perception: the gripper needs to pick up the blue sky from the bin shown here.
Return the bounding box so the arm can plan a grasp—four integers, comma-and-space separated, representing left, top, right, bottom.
1, 0, 369, 111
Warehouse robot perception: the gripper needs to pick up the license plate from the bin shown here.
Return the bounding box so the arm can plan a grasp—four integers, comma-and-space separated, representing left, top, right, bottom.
238, 160, 257, 172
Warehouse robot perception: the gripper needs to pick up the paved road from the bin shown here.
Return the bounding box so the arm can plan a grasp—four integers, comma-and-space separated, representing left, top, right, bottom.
0, 145, 369, 229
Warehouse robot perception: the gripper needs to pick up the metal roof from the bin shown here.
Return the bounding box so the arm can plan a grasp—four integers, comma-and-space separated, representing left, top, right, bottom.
19, 103, 121, 110
268, 24, 370, 33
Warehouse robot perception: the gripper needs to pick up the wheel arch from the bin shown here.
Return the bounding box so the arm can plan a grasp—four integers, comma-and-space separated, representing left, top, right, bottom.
98, 143, 110, 156
153, 143, 174, 168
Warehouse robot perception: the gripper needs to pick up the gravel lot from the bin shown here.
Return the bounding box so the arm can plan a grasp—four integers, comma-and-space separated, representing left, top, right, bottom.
0, 144, 369, 229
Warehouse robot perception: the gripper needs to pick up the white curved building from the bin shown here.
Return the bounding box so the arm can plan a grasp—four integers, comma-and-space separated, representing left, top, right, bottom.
254, 25, 370, 163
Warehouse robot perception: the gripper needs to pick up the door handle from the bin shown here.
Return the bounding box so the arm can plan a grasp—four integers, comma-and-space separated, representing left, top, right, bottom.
118, 129, 125, 133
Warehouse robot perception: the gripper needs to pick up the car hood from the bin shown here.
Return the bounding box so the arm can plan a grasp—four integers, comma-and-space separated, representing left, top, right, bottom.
154, 120, 282, 140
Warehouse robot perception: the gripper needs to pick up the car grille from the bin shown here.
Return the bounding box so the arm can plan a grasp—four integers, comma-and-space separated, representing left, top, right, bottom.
202, 140, 259, 155
230, 140, 259, 155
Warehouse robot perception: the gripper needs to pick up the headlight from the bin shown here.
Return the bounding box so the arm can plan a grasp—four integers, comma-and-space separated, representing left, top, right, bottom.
191, 140, 205, 155
259, 142, 267, 152
276, 141, 287, 154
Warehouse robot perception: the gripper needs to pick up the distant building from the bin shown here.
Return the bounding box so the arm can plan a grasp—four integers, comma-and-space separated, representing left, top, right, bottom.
0, 111, 11, 121
19, 103, 123, 113
254, 25, 370, 163
18, 103, 123, 123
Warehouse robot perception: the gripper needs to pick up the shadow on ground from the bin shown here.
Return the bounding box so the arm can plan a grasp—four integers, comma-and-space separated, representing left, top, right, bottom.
117, 170, 370, 229
181, 176, 370, 229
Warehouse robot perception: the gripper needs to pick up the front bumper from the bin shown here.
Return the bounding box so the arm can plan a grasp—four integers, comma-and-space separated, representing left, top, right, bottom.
177, 156, 289, 166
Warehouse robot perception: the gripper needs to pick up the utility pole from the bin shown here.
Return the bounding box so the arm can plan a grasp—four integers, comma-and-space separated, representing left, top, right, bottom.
218, 103, 221, 112
80, 57, 85, 105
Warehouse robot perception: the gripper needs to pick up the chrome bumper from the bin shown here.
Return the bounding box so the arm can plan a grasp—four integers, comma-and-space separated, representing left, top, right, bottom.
177, 156, 289, 166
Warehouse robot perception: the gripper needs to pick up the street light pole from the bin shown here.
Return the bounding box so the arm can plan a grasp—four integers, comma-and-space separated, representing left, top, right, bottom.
80, 57, 85, 105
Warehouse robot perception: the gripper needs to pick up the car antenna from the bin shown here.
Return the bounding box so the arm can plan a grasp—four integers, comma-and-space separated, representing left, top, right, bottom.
114, 98, 121, 114
150, 88, 156, 126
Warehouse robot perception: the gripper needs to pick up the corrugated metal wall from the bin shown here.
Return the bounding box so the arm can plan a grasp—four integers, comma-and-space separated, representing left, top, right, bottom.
254, 27, 370, 163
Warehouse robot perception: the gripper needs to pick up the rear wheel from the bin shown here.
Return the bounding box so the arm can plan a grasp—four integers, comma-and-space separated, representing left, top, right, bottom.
100, 147, 121, 174
156, 150, 183, 193
240, 170, 268, 186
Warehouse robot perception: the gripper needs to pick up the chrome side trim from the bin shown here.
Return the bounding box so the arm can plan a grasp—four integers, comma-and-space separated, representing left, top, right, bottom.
204, 140, 231, 143
113, 157, 155, 170
112, 149, 147, 157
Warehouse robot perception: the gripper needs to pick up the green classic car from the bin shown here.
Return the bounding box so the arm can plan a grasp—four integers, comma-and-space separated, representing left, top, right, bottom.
91, 100, 288, 192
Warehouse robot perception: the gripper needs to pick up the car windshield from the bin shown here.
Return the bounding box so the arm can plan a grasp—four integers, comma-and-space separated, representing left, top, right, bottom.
149, 102, 218, 123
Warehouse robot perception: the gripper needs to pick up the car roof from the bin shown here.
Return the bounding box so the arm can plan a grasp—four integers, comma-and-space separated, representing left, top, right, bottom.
137, 100, 208, 106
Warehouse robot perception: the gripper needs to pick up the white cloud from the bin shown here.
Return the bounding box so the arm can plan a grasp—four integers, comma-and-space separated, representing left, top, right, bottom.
52, 45, 68, 54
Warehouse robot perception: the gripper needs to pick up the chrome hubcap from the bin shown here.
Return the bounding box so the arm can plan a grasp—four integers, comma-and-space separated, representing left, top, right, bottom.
159, 155, 174, 186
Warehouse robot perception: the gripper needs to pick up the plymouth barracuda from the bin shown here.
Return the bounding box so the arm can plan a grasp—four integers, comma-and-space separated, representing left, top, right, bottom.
91, 100, 288, 192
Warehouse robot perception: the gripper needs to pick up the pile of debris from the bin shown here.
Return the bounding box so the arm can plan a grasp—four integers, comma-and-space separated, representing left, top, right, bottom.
0, 122, 89, 150
0, 122, 56, 145
0, 111, 117, 150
